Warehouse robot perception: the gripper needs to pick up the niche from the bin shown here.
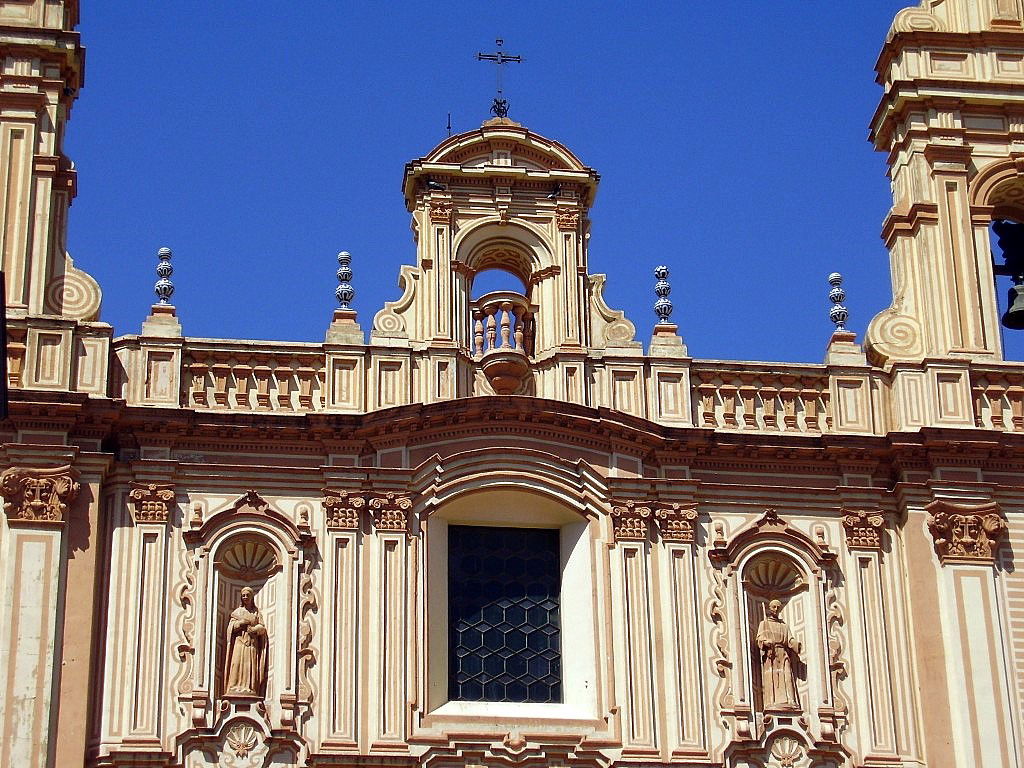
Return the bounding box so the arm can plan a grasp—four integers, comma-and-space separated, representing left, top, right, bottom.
213, 534, 282, 700
742, 553, 808, 714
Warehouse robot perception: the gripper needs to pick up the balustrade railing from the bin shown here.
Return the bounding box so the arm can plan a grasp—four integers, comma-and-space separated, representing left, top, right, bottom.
971, 369, 1024, 431
183, 344, 326, 412
471, 291, 535, 359
692, 365, 833, 433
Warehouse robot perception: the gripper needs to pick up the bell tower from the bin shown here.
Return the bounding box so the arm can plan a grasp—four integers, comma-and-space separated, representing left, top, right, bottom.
0, 0, 108, 396
372, 117, 640, 400
866, 0, 1024, 365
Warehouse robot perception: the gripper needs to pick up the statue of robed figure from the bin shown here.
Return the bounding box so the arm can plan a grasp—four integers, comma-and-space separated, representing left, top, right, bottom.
223, 586, 268, 698
755, 598, 801, 710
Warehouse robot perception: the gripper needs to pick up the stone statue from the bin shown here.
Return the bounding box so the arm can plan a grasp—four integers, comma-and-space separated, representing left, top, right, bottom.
755, 598, 801, 710
223, 587, 268, 698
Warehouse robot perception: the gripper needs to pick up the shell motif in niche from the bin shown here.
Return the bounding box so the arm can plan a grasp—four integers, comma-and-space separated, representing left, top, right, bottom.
216, 537, 280, 581
743, 556, 805, 598
768, 734, 808, 768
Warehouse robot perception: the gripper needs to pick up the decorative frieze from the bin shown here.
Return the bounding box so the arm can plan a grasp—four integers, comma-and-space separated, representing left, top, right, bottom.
611, 500, 651, 540
369, 492, 412, 532
0, 466, 81, 526
842, 509, 885, 549
654, 502, 698, 542
128, 482, 175, 524
323, 489, 364, 530
926, 500, 1007, 563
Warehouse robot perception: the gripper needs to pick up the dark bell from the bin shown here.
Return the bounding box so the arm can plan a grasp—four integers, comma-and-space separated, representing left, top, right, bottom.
993, 220, 1024, 330
1004, 284, 1024, 330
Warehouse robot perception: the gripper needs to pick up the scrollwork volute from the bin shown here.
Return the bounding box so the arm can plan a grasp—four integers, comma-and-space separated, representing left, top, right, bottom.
0, 466, 81, 526
369, 492, 412, 532
128, 482, 175, 524
842, 509, 885, 549
323, 489, 364, 530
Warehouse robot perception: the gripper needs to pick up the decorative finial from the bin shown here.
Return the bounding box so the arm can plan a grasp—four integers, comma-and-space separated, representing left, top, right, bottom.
828, 272, 848, 331
154, 247, 174, 305
654, 265, 673, 324
335, 251, 354, 309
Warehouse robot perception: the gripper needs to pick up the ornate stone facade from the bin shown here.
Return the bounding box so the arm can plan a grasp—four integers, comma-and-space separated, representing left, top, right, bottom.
2, 3, 1024, 768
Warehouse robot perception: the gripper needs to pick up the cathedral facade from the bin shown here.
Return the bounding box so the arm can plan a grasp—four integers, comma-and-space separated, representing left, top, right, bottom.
2, 2, 1024, 767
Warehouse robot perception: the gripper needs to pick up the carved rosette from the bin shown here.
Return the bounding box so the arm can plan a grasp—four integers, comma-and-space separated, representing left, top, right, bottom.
842, 509, 885, 549
128, 482, 175, 524
655, 503, 698, 542
323, 489, 364, 530
369, 492, 412, 533
926, 500, 1007, 563
611, 501, 651, 541
555, 207, 579, 231
0, 466, 81, 526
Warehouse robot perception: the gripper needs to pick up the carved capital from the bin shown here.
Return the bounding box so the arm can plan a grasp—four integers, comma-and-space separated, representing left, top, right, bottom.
0, 466, 81, 526
555, 207, 579, 231
369, 492, 412, 533
128, 482, 175, 524
842, 509, 885, 549
926, 500, 1007, 563
429, 199, 452, 224
611, 500, 651, 541
323, 489, 364, 530
654, 502, 698, 543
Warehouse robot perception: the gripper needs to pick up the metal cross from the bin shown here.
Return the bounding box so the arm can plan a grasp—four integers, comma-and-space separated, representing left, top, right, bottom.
476, 39, 521, 118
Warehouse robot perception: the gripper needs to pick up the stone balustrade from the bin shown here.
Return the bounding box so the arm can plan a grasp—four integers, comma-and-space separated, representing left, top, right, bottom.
471, 291, 535, 358
692, 364, 833, 433
182, 343, 326, 412
972, 368, 1024, 431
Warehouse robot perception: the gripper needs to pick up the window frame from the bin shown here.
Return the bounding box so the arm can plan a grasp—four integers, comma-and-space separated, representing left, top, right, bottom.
425, 488, 599, 721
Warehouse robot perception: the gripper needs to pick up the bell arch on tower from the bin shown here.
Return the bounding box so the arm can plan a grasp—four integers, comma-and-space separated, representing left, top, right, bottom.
374, 119, 638, 363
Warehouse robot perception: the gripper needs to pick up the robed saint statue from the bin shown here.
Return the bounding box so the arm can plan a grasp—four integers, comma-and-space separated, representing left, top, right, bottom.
755, 598, 801, 710
223, 586, 268, 698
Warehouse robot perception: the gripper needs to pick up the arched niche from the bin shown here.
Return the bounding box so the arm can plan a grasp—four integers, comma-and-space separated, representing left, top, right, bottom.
211, 533, 281, 700
184, 491, 315, 731
740, 551, 810, 716
710, 510, 844, 740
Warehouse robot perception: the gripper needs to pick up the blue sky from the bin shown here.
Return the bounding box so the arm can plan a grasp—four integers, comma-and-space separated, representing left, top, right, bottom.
64, 2, 1023, 362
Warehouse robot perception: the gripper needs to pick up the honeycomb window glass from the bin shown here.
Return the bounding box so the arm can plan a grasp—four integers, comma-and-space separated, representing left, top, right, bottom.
447, 525, 561, 703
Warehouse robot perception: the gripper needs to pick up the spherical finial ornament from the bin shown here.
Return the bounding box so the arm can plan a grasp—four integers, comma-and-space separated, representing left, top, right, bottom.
828, 272, 848, 331
335, 251, 354, 309
154, 247, 174, 305
653, 265, 673, 324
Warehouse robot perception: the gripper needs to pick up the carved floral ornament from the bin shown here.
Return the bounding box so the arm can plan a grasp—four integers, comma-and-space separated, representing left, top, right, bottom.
926, 499, 1008, 564
841, 509, 886, 550
323, 489, 413, 533
128, 482, 175, 524
429, 198, 452, 223
610, 500, 698, 542
0, 465, 81, 526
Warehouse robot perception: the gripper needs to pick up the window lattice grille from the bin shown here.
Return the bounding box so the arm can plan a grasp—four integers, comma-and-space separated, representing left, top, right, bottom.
448, 525, 562, 703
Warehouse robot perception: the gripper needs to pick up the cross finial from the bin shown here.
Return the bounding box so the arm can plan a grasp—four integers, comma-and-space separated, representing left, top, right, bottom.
477, 39, 522, 118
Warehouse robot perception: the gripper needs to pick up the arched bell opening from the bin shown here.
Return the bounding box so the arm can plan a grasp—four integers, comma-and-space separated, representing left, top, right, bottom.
988, 178, 1024, 346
